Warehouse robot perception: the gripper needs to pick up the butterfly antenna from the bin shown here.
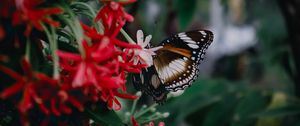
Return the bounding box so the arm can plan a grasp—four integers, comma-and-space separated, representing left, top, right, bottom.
152, 18, 162, 45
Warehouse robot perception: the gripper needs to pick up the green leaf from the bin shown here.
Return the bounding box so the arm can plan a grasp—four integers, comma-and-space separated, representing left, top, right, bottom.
174, 0, 197, 30
231, 91, 270, 126
160, 79, 245, 126
251, 105, 300, 118
201, 93, 240, 126
85, 105, 124, 126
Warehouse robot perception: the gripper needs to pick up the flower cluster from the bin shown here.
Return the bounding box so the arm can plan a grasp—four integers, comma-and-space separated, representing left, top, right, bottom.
1, 0, 63, 36
0, 0, 152, 125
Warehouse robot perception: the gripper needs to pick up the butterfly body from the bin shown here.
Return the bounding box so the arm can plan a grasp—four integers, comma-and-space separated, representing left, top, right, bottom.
133, 30, 214, 103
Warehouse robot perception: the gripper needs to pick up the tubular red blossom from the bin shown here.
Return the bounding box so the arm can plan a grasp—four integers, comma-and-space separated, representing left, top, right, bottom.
12, 0, 63, 36
21, 57, 33, 79
0, 25, 4, 40
0, 65, 23, 81
107, 97, 114, 109
81, 22, 141, 49
111, 38, 142, 49
19, 86, 33, 113
158, 122, 165, 126
58, 20, 146, 110
0, 0, 15, 17
100, 76, 123, 88
95, 1, 135, 36
114, 92, 139, 100
60, 103, 72, 114
0, 57, 88, 118
148, 122, 155, 126
0, 0, 151, 125
68, 96, 84, 112
112, 97, 121, 111
37, 102, 50, 115
57, 51, 82, 61
51, 98, 61, 116
131, 116, 140, 126
145, 121, 166, 126
58, 90, 68, 102
0, 82, 24, 99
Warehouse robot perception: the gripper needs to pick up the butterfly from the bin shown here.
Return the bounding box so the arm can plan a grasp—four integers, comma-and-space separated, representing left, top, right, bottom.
132, 30, 214, 103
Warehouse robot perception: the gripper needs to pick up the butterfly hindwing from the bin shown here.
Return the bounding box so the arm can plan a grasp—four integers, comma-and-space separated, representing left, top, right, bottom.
132, 65, 168, 104
153, 30, 214, 91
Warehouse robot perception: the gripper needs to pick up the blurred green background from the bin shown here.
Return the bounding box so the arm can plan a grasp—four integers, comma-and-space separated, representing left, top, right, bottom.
124, 0, 300, 125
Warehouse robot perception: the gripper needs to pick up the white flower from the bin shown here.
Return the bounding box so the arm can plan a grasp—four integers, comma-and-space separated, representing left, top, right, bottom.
133, 30, 162, 67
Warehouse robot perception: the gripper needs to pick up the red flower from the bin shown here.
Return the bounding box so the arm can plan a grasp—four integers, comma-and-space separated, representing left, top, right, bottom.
0, 25, 5, 41
12, 0, 63, 36
81, 23, 141, 49
57, 38, 140, 110
57, 40, 116, 88
0, 58, 84, 116
0, 0, 15, 17
131, 116, 140, 126
0, 58, 45, 113
95, 0, 136, 37
145, 121, 165, 126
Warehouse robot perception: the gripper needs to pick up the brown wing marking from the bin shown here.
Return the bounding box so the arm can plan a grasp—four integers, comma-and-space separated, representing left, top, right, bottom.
158, 45, 192, 58
153, 44, 193, 84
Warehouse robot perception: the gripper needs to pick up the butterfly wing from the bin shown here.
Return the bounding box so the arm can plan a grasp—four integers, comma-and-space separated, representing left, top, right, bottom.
132, 65, 168, 104
154, 30, 214, 91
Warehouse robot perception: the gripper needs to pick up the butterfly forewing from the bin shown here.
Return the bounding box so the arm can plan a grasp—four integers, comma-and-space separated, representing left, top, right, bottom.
154, 30, 213, 91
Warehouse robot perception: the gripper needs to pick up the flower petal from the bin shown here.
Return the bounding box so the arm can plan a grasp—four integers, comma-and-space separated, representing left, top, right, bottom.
136, 30, 144, 46
143, 35, 152, 47
0, 82, 24, 98
113, 98, 121, 111
57, 50, 81, 61
114, 92, 139, 100
131, 116, 140, 126
0, 65, 23, 81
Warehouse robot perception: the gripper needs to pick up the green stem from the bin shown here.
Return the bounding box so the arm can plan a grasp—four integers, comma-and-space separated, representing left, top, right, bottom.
25, 38, 31, 61
71, 2, 97, 17
42, 24, 60, 79
130, 97, 139, 117
121, 28, 135, 44
146, 112, 160, 119
135, 103, 158, 118
50, 26, 59, 79
61, 3, 85, 57
71, 2, 104, 33
70, 2, 134, 44
139, 116, 163, 124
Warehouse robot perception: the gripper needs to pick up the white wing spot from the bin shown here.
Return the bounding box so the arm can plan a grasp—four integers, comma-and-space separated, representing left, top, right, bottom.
180, 36, 191, 40
178, 33, 185, 37
183, 57, 188, 61
187, 44, 199, 49
199, 31, 207, 36
185, 40, 196, 44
